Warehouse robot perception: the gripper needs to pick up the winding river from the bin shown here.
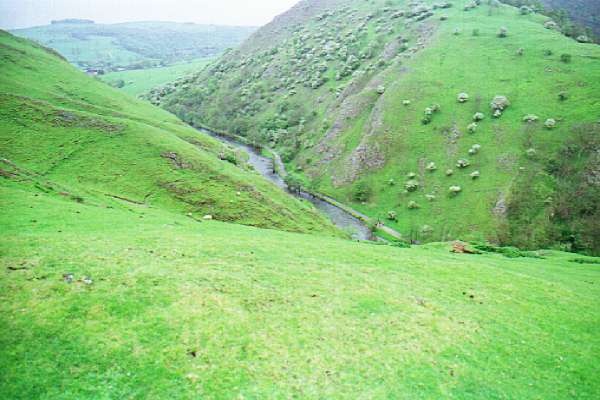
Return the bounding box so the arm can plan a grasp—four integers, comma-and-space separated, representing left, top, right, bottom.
201, 129, 374, 241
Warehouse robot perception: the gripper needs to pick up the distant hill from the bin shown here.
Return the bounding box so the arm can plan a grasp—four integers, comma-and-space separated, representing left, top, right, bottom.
157, 0, 600, 254
10, 21, 256, 71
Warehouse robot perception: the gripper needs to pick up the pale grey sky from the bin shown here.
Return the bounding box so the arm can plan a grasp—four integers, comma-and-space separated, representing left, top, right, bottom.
0, 0, 299, 29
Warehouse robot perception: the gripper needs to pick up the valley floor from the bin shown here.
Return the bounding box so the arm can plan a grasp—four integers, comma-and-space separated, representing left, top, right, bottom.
1, 182, 599, 399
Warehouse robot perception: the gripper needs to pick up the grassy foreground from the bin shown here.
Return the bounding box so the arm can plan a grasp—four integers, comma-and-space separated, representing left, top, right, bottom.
1, 178, 600, 399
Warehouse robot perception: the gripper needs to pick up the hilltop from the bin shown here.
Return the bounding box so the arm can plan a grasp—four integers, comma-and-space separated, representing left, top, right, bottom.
157, 0, 600, 254
0, 30, 337, 234
11, 21, 256, 71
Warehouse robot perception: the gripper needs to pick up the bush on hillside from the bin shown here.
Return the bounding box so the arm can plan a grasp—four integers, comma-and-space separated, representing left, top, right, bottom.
498, 27, 508, 38
446, 169, 454, 176
491, 95, 510, 118
426, 162, 437, 172
457, 92, 470, 103
408, 201, 420, 209
387, 211, 398, 221
523, 114, 539, 123
545, 118, 557, 129
353, 182, 372, 202
405, 180, 420, 192
558, 91, 569, 101
456, 159, 471, 168
470, 171, 481, 179
560, 53, 572, 63
544, 20, 559, 30
469, 144, 481, 155
468, 122, 478, 133
449, 186, 462, 196
473, 112, 485, 121
576, 35, 590, 43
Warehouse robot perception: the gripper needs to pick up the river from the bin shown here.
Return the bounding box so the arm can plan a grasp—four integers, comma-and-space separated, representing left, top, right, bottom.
201, 129, 374, 241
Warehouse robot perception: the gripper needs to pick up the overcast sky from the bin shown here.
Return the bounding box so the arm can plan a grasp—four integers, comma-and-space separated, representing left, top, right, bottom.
0, 0, 299, 29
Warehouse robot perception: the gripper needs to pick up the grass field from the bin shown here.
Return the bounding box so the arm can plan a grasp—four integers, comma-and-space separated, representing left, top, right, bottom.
101, 59, 211, 96
1, 176, 600, 398
2, 9, 600, 399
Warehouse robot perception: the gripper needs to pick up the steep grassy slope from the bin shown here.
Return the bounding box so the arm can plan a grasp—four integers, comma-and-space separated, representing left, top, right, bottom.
158, 0, 600, 253
11, 21, 256, 71
0, 31, 338, 235
2, 174, 600, 398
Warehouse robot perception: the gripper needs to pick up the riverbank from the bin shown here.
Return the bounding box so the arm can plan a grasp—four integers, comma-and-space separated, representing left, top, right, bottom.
195, 123, 404, 242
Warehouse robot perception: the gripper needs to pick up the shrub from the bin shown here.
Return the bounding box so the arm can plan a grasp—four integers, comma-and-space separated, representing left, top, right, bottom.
544, 49, 553, 56
456, 159, 471, 168
497, 27, 508, 38
408, 201, 420, 209
519, 5, 532, 15
403, 100, 411, 106
449, 185, 462, 196
353, 182, 372, 202
376, 85, 386, 94
491, 95, 510, 112
544, 20, 559, 30
470, 171, 481, 179
387, 211, 398, 221
523, 114, 539, 123
516, 48, 524, 56
284, 174, 303, 193
558, 91, 569, 101
405, 180, 420, 192
560, 53, 572, 63
440, 15, 448, 21
468, 122, 478, 133
545, 118, 557, 129
420, 225, 434, 236
446, 169, 454, 176
388, 178, 396, 186
473, 112, 485, 121
576, 35, 590, 43
457, 92, 469, 103
525, 148, 537, 158
472, 28, 480, 36
453, 28, 461, 36
407, 172, 417, 179
469, 144, 481, 155
426, 162, 437, 172
425, 194, 436, 202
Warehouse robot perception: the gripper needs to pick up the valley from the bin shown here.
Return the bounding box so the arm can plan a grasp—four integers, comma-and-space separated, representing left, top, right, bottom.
1, 0, 600, 398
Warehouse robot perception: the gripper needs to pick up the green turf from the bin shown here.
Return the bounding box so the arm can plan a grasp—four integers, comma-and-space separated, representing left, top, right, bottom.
100, 59, 211, 97
1, 176, 599, 399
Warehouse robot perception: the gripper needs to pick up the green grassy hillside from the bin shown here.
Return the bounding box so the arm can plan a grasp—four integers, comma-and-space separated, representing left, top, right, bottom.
2, 162, 600, 399
158, 0, 600, 254
2, 29, 600, 399
0, 31, 338, 235
101, 58, 211, 96
11, 21, 255, 71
